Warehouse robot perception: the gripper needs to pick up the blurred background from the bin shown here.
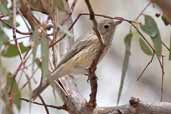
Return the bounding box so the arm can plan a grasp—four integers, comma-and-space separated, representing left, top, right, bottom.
1, 0, 171, 114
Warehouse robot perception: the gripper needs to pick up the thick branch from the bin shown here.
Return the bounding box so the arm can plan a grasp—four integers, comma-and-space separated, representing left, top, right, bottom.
56, 76, 171, 114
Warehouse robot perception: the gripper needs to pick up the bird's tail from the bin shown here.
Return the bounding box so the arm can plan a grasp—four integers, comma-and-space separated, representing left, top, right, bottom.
32, 68, 64, 100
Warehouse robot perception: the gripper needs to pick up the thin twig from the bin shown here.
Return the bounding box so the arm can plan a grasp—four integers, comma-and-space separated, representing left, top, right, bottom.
49, 13, 138, 47
38, 95, 50, 114
13, 47, 31, 79
135, 1, 151, 20
155, 55, 165, 101
21, 67, 39, 90
70, 0, 77, 11
84, 0, 104, 108
130, 23, 156, 52
12, 0, 23, 61
20, 98, 65, 110
84, 0, 103, 46
0, 18, 32, 35
160, 55, 165, 101
9, 36, 30, 42
162, 41, 171, 52
137, 54, 155, 81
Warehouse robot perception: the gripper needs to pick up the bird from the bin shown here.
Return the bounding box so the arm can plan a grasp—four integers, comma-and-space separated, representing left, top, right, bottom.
32, 19, 122, 99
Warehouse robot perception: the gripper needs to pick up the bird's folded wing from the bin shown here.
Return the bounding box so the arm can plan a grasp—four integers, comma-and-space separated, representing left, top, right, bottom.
55, 33, 97, 68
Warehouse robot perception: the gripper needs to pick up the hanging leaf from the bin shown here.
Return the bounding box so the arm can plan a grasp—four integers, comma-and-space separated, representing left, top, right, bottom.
40, 33, 49, 79
0, 2, 10, 15
139, 38, 153, 55
0, 27, 9, 48
6, 73, 21, 110
140, 15, 162, 56
31, 29, 49, 79
1, 42, 30, 57
117, 32, 132, 105
2, 18, 20, 28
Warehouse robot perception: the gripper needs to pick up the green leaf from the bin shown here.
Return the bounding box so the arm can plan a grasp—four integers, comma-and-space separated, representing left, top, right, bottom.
7, 73, 21, 110
140, 15, 162, 56
2, 19, 20, 28
0, 2, 10, 15
117, 32, 132, 105
40, 34, 49, 79
31, 30, 40, 61
139, 38, 153, 55
31, 29, 49, 79
1, 42, 30, 57
0, 27, 9, 48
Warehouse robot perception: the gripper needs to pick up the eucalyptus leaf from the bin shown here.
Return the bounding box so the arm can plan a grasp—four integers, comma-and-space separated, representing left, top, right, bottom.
1, 42, 30, 57
0, 2, 10, 15
2, 19, 20, 28
6, 73, 21, 110
0, 27, 9, 48
31, 30, 40, 62
140, 15, 162, 56
31, 29, 49, 79
117, 32, 132, 105
40, 34, 49, 79
139, 38, 153, 55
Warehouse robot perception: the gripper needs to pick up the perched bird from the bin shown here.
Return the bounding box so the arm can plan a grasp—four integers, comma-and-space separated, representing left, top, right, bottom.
32, 19, 121, 99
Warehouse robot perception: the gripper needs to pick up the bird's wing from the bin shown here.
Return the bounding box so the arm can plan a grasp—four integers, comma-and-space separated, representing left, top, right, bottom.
56, 33, 96, 68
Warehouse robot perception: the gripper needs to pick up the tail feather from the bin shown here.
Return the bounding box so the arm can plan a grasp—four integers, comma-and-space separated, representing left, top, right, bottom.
32, 68, 64, 100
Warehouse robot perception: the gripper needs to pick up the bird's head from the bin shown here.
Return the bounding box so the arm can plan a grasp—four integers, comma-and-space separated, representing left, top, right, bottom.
98, 19, 122, 45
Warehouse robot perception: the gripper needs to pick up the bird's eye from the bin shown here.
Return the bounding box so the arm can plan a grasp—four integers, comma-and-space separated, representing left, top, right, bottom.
103, 24, 110, 29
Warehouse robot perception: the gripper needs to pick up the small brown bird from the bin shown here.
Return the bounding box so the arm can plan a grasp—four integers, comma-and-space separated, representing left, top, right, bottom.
32, 19, 121, 99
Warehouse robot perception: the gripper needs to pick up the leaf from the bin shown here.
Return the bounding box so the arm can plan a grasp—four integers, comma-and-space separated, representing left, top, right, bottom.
40, 34, 49, 79
139, 38, 153, 55
1, 42, 30, 57
31, 30, 40, 62
140, 15, 162, 56
31, 29, 49, 79
117, 32, 132, 105
7, 73, 21, 110
31, 29, 40, 85
2, 19, 20, 28
0, 27, 9, 48
0, 2, 10, 15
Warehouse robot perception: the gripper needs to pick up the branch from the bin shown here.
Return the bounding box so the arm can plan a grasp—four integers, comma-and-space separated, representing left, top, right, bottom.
84, 0, 106, 108
20, 98, 65, 110
50, 77, 171, 114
